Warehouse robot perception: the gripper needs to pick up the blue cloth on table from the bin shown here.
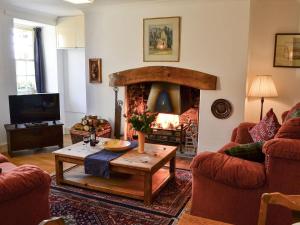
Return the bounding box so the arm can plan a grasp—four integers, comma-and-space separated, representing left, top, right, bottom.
84, 141, 138, 178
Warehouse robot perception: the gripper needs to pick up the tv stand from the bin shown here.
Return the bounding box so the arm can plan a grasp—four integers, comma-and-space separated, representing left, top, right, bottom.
4, 122, 64, 157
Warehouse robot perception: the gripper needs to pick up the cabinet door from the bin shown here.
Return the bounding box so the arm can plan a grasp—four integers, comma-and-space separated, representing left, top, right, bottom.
57, 16, 85, 48
76, 16, 85, 48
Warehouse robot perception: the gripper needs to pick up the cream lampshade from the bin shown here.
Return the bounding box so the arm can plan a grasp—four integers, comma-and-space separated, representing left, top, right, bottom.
248, 75, 278, 120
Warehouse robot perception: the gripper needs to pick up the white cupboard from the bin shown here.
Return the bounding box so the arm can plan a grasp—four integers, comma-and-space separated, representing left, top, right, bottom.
56, 16, 85, 49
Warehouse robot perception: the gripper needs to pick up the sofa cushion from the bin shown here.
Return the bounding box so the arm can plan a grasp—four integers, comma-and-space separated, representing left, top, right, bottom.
0, 162, 17, 173
284, 102, 300, 122
224, 142, 265, 163
218, 142, 240, 153
275, 117, 300, 139
231, 122, 255, 144
290, 109, 300, 119
282, 111, 289, 123
191, 152, 266, 188
263, 138, 300, 161
249, 108, 281, 142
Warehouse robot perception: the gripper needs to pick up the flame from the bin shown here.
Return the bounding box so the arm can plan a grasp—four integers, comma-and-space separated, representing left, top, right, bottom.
155, 113, 180, 129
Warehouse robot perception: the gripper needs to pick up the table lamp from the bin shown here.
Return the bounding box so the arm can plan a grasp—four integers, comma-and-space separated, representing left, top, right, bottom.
248, 75, 278, 120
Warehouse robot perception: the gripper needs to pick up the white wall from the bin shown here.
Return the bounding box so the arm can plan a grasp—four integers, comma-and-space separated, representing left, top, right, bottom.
84, 0, 251, 151
62, 48, 86, 130
245, 0, 300, 123
0, 10, 17, 144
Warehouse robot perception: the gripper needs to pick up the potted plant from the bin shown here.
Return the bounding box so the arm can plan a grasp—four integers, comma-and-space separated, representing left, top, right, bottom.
127, 111, 157, 153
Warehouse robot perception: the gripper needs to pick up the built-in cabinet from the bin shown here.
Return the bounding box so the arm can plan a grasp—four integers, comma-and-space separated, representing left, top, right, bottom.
56, 16, 85, 49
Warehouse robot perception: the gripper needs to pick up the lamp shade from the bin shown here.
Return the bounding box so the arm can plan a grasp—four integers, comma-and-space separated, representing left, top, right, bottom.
248, 75, 278, 98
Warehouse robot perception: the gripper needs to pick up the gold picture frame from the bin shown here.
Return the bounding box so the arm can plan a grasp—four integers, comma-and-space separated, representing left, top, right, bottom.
274, 33, 300, 68
143, 17, 181, 62
89, 58, 102, 83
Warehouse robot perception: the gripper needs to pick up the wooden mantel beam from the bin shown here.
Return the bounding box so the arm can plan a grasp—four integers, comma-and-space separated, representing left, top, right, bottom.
109, 66, 217, 90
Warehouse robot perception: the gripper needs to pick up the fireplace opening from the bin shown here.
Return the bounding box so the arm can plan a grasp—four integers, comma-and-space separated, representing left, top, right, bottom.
126, 82, 200, 156
154, 113, 180, 130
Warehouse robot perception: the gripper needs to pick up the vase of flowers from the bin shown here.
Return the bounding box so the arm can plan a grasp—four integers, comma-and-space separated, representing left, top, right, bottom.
127, 111, 157, 153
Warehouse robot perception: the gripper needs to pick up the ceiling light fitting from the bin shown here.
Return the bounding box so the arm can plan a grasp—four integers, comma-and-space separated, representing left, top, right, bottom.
64, 0, 94, 4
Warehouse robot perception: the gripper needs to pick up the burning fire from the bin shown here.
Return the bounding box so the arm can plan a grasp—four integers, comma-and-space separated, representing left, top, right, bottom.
154, 113, 180, 129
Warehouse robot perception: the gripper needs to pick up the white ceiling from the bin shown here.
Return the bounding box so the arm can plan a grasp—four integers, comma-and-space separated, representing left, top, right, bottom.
0, 0, 158, 17
0, 0, 83, 16
0, 0, 298, 18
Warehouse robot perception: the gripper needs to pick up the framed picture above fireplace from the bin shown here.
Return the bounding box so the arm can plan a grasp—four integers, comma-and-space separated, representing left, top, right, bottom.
143, 17, 181, 62
274, 33, 300, 68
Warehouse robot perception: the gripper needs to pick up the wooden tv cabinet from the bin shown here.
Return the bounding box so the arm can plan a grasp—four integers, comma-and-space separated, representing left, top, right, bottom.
4, 122, 64, 157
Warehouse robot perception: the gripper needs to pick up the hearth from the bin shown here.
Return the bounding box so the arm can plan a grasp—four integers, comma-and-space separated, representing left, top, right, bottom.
146, 124, 186, 152
109, 66, 217, 156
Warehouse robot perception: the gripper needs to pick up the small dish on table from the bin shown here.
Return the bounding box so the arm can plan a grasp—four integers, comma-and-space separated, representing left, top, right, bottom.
103, 139, 132, 152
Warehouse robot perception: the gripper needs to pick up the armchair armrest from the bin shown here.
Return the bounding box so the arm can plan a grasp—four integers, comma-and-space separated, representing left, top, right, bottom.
231, 122, 256, 144
263, 138, 300, 161
191, 152, 266, 188
0, 165, 51, 202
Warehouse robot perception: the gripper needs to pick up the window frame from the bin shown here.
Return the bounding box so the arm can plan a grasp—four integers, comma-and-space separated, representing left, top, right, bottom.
13, 25, 36, 95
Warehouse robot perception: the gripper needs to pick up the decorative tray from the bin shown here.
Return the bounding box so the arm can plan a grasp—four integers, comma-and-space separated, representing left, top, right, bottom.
103, 140, 131, 152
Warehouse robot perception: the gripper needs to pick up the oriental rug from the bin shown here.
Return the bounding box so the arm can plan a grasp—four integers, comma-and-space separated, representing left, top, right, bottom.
50, 168, 191, 225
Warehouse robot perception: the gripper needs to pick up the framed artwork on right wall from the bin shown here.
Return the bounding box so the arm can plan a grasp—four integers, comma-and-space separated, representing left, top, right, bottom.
274, 33, 300, 68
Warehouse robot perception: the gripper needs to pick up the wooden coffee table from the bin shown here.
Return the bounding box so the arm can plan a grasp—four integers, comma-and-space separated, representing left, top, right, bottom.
53, 138, 177, 205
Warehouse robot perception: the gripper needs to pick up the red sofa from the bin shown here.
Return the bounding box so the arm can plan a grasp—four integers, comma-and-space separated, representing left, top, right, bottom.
0, 154, 51, 225
191, 110, 300, 225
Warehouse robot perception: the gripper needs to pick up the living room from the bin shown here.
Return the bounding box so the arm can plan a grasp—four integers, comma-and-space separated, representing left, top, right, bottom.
0, 0, 300, 224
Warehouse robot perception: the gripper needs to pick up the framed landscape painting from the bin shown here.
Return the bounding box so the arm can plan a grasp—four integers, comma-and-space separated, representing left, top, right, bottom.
143, 17, 181, 62
274, 33, 300, 68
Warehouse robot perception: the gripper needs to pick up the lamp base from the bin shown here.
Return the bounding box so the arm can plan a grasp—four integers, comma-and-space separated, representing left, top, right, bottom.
260, 97, 264, 121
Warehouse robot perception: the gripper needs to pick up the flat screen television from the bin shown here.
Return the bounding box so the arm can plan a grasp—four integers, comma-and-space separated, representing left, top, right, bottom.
9, 93, 60, 124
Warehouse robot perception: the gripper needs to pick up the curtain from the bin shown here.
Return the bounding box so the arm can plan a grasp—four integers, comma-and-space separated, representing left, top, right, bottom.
33, 27, 45, 93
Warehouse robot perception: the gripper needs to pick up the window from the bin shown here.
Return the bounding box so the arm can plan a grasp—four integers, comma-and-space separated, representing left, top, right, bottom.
13, 27, 36, 94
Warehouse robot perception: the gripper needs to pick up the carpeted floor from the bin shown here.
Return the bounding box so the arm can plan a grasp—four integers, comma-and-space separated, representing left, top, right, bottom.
50, 168, 192, 225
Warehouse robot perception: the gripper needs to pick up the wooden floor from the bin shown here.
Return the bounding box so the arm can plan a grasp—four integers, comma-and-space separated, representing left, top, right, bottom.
178, 213, 232, 225
177, 202, 232, 225
2, 135, 73, 174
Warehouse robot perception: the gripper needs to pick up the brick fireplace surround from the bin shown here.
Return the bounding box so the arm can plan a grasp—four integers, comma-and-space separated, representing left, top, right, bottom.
109, 66, 217, 154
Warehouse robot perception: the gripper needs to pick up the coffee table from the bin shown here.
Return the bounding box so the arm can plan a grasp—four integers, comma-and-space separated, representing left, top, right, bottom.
53, 138, 177, 205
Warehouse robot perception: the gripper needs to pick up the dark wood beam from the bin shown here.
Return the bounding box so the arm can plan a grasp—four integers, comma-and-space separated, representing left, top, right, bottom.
109, 66, 217, 90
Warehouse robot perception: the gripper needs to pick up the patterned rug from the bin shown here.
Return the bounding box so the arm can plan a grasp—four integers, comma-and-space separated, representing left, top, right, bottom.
50, 168, 191, 225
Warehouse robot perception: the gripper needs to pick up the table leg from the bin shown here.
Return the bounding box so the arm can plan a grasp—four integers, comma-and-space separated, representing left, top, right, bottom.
55, 156, 64, 185
170, 156, 176, 179
144, 173, 152, 205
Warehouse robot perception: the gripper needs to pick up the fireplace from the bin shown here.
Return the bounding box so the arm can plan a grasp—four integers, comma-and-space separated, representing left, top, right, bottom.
109, 66, 217, 156
125, 82, 200, 154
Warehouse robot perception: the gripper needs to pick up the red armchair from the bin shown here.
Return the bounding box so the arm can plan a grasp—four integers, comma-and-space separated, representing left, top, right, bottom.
191, 113, 300, 225
0, 154, 51, 225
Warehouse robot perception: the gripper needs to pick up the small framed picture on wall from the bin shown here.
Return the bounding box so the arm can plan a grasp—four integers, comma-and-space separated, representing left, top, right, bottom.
274, 33, 300, 68
89, 58, 102, 83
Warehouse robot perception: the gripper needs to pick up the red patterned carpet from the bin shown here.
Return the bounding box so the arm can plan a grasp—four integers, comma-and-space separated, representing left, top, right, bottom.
50, 168, 191, 225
